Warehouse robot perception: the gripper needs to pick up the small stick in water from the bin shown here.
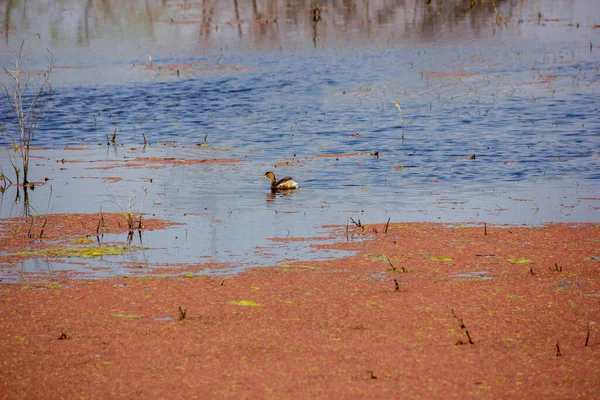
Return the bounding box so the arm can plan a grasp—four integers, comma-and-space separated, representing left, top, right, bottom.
394, 100, 405, 139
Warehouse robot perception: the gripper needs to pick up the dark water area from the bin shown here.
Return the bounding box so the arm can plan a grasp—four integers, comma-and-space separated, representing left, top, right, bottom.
0, 0, 598, 281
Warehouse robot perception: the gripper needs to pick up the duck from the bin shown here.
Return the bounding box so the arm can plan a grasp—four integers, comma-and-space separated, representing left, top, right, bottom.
264, 171, 299, 191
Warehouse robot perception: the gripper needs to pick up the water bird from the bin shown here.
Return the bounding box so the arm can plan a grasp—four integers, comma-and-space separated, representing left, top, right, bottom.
264, 171, 299, 191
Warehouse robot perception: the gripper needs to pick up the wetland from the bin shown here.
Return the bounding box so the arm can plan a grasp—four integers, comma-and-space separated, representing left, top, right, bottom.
0, 0, 599, 398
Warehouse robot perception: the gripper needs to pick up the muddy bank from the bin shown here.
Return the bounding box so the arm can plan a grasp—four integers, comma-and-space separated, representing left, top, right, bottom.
1, 222, 598, 398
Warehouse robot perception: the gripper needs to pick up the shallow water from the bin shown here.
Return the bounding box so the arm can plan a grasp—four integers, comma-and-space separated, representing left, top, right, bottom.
0, 0, 598, 282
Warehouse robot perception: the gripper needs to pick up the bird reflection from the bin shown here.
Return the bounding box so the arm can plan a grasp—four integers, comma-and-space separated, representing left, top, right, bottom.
266, 189, 297, 204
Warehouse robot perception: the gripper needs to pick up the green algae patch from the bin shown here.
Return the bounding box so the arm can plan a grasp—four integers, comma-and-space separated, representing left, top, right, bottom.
15, 245, 146, 259
229, 301, 262, 307
112, 313, 141, 319
365, 255, 388, 261
70, 237, 95, 245
507, 295, 526, 302
429, 256, 453, 262
137, 275, 168, 280
46, 283, 62, 289
508, 258, 533, 264
279, 264, 317, 270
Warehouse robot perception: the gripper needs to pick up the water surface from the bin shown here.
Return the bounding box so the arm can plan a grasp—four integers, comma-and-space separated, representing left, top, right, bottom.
0, 0, 598, 282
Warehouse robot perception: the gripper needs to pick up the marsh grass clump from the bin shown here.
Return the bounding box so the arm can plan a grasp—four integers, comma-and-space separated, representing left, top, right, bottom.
126, 211, 134, 232
108, 188, 148, 243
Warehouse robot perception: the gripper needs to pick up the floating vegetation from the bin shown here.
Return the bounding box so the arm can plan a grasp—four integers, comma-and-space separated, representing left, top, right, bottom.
15, 245, 146, 259
450, 271, 494, 281
123, 157, 243, 168
70, 237, 95, 245
137, 275, 168, 280
279, 264, 317, 270
429, 256, 453, 262
508, 258, 533, 264
229, 301, 262, 307
46, 283, 63, 289
365, 255, 389, 261
134, 61, 247, 77
112, 313, 141, 319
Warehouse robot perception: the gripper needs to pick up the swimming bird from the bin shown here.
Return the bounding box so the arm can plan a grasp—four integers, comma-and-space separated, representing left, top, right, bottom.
264, 171, 299, 191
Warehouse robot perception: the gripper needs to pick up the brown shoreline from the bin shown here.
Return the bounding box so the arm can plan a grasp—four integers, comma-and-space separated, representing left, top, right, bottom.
1, 222, 599, 398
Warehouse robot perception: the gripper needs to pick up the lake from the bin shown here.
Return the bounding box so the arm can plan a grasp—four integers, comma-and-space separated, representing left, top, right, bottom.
0, 0, 598, 281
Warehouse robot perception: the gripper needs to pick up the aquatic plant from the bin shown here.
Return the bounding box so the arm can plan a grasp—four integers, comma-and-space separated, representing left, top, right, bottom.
15, 244, 137, 258
108, 187, 148, 243
0, 39, 53, 188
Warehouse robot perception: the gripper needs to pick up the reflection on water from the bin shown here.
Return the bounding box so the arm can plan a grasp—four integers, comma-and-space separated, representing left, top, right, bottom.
0, 0, 599, 282
2, 0, 520, 50
3, 0, 596, 64
266, 189, 297, 204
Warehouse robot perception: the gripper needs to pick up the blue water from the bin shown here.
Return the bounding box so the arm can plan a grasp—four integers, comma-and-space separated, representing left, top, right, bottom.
0, 0, 598, 282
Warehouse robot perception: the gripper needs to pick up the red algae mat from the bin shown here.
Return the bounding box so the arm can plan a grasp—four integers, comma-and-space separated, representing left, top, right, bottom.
1, 223, 599, 398
0, 212, 178, 277
0, 212, 174, 255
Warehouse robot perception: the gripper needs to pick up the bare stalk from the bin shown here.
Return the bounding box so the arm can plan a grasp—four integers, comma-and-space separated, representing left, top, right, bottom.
394, 100, 405, 139
0, 39, 53, 186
